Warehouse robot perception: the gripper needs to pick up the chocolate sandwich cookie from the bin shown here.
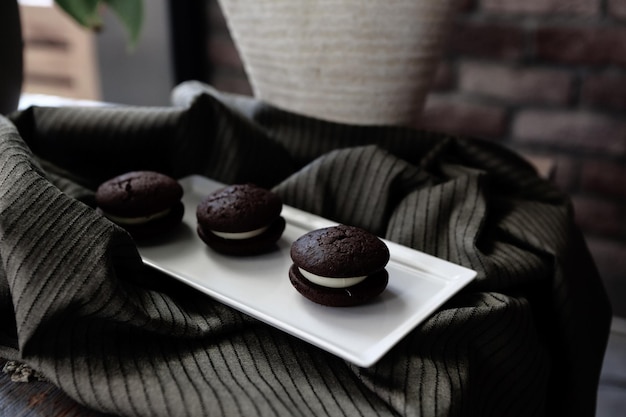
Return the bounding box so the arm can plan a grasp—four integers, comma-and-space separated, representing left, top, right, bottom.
95, 171, 184, 240
289, 224, 390, 307
196, 183, 286, 255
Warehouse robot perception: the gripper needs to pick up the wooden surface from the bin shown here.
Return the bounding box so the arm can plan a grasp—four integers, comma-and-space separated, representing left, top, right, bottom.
0, 359, 112, 417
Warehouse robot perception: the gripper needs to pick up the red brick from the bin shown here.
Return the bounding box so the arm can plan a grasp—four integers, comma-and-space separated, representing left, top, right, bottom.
572, 196, 624, 237
416, 94, 507, 138
457, 0, 477, 13
512, 110, 626, 155
208, 0, 229, 30
210, 71, 253, 96
585, 237, 626, 316
459, 62, 573, 105
449, 21, 526, 60
552, 155, 580, 192
581, 72, 626, 112
535, 26, 626, 67
586, 238, 626, 279
207, 36, 244, 68
608, 0, 626, 20
431, 62, 456, 92
580, 160, 626, 198
482, 0, 600, 16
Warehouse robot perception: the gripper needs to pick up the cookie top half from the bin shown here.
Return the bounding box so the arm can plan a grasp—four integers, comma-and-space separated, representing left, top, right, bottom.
95, 171, 183, 217
196, 184, 282, 233
290, 225, 390, 278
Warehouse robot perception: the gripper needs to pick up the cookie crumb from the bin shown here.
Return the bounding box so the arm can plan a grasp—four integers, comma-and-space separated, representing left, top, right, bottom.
2, 360, 47, 383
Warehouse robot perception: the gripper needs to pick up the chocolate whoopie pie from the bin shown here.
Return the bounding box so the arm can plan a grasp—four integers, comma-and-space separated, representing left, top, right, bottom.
196, 183, 286, 255
95, 171, 184, 239
289, 224, 390, 307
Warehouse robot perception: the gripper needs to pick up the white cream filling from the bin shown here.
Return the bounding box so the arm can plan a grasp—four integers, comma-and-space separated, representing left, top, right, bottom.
104, 208, 171, 225
299, 268, 367, 289
211, 225, 270, 240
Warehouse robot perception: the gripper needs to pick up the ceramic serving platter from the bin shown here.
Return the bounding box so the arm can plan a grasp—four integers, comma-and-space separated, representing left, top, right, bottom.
137, 175, 477, 367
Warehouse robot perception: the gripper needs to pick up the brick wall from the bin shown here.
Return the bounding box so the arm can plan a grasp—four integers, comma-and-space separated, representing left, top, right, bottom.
205, 0, 626, 316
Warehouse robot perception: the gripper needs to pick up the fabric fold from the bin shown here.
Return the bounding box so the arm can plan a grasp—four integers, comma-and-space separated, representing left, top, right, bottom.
0, 85, 612, 417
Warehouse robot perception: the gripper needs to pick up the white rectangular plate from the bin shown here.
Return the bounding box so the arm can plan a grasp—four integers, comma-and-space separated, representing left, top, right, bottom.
138, 175, 476, 367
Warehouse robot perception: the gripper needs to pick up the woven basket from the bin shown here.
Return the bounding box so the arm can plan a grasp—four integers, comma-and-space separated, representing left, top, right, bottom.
217, 0, 456, 126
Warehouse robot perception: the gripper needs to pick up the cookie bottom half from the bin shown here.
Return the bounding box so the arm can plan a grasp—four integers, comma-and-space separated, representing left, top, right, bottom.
288, 264, 388, 307
197, 216, 286, 256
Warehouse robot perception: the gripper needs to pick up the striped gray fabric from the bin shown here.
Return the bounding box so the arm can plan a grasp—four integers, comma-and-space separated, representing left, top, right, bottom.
0, 85, 611, 417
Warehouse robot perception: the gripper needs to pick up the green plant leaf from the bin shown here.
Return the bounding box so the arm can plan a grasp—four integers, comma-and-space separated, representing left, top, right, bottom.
54, 0, 143, 49
55, 0, 102, 29
103, 0, 144, 49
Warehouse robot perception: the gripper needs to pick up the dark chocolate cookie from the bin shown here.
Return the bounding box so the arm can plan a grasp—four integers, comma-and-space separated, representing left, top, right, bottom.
196, 184, 282, 232
290, 224, 390, 277
95, 171, 184, 239
196, 183, 285, 255
289, 225, 390, 306
96, 171, 183, 217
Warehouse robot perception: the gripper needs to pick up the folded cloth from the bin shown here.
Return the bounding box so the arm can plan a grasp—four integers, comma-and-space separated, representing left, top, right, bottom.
0, 83, 611, 417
